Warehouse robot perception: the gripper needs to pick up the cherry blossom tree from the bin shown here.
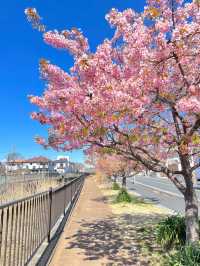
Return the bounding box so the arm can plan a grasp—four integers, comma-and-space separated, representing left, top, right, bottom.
26, 0, 200, 242
94, 153, 141, 187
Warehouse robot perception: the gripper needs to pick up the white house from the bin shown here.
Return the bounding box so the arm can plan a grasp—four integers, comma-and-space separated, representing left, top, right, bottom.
6, 156, 54, 173
5, 155, 85, 175
53, 156, 70, 174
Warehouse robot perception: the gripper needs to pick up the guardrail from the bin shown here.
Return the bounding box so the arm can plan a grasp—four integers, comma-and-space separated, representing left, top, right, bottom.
0, 174, 85, 266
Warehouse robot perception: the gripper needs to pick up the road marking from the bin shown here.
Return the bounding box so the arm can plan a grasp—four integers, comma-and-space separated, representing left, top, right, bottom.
138, 176, 180, 189
134, 181, 183, 198
129, 180, 200, 205
140, 180, 178, 192
142, 178, 173, 186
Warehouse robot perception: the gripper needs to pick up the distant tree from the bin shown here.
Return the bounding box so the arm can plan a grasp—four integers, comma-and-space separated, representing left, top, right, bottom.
95, 153, 141, 187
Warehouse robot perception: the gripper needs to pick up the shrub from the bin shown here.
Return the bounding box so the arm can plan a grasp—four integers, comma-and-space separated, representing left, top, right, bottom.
115, 188, 132, 203
112, 182, 120, 190
156, 215, 186, 249
165, 244, 200, 266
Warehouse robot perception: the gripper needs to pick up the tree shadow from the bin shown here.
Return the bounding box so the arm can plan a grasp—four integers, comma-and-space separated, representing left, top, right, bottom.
92, 194, 155, 206
91, 195, 109, 203
65, 213, 165, 265
141, 197, 160, 204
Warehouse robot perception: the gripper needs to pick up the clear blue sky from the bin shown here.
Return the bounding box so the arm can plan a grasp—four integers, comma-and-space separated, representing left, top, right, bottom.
0, 0, 145, 163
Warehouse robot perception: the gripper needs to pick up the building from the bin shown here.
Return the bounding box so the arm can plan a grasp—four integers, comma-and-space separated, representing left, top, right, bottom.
68, 162, 85, 173
5, 155, 84, 175
53, 156, 70, 174
6, 156, 54, 173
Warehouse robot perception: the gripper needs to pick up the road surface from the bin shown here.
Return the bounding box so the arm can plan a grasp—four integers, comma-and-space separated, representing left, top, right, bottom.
122, 175, 200, 214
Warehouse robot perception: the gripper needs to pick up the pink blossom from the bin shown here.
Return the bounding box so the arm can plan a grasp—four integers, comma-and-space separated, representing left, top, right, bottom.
29, 0, 200, 178
44, 30, 89, 56
176, 97, 200, 113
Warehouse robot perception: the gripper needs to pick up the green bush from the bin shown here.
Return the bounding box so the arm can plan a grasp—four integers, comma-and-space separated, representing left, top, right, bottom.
115, 188, 132, 203
165, 244, 200, 266
156, 215, 186, 249
112, 182, 120, 190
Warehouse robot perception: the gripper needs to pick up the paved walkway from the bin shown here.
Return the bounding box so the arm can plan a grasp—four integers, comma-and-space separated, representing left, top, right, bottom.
49, 177, 113, 266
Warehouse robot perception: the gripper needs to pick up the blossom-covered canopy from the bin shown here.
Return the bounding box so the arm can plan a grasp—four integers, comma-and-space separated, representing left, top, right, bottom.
26, 0, 200, 192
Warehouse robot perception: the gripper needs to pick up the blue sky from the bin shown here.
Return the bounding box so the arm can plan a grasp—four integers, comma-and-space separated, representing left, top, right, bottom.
0, 0, 145, 163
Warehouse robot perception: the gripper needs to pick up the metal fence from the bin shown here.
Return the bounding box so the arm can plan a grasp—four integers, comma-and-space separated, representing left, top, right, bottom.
0, 174, 85, 266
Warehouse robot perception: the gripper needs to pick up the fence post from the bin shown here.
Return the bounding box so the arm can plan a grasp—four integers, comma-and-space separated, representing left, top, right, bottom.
71, 182, 73, 202
0, 209, 3, 258
63, 185, 66, 216
48, 187, 53, 243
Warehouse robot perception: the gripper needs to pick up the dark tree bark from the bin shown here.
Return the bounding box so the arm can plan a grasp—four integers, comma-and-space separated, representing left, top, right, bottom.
122, 175, 126, 188
184, 174, 199, 243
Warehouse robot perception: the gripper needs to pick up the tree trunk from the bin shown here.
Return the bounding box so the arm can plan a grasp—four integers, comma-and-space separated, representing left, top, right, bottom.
122, 175, 126, 188
184, 179, 199, 243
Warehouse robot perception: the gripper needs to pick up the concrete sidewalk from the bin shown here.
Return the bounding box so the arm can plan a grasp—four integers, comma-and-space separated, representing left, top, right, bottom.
49, 176, 113, 266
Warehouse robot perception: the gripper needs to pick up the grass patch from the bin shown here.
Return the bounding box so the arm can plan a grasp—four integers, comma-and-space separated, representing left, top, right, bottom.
112, 182, 120, 190
156, 215, 186, 249
115, 188, 146, 204
97, 181, 171, 265
115, 188, 132, 203
0, 179, 60, 204
164, 244, 200, 266
114, 188, 149, 204
99, 182, 170, 215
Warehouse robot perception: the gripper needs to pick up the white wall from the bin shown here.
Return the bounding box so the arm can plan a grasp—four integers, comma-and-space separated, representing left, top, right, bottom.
6, 162, 53, 172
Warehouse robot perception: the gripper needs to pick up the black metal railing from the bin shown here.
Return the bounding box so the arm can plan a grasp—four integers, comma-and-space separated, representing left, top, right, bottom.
0, 175, 85, 266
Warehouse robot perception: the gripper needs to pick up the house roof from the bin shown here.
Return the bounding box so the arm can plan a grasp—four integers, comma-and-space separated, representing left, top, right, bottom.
26, 156, 51, 163
53, 158, 69, 163
8, 156, 51, 164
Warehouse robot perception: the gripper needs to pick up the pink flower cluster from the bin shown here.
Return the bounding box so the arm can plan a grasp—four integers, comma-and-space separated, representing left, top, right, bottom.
44, 30, 89, 57
29, 0, 200, 170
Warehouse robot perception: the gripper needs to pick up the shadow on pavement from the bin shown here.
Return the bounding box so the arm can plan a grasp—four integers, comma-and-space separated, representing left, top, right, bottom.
65, 213, 165, 265
91, 195, 108, 203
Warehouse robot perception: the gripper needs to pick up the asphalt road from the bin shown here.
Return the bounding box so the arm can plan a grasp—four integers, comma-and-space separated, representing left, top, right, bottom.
123, 175, 200, 215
